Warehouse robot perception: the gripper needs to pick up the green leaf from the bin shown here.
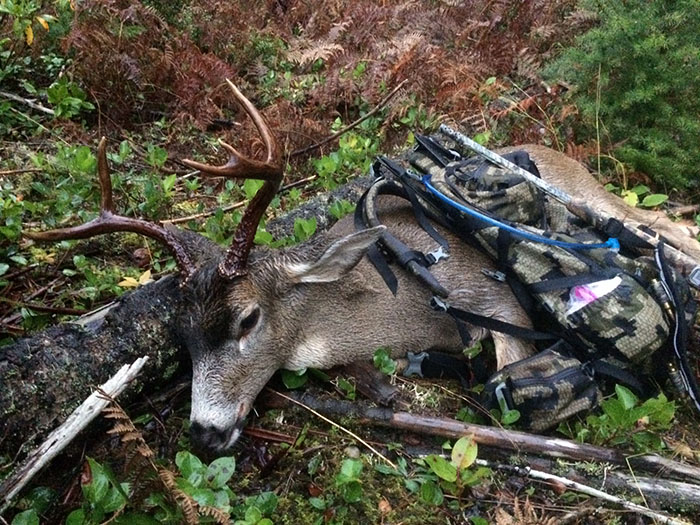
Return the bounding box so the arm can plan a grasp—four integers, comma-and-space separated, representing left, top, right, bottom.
243, 179, 264, 200
246, 492, 278, 515
451, 437, 478, 470
470, 517, 489, 525
640, 193, 669, 207
83, 458, 110, 504
114, 513, 160, 524
425, 455, 457, 482
340, 480, 363, 503
473, 131, 491, 145
162, 173, 177, 193
419, 480, 443, 505
65, 509, 86, 525
281, 368, 308, 389
630, 184, 650, 195
0, 263, 9, 276
101, 486, 127, 513
615, 384, 638, 410
175, 451, 205, 486
372, 348, 397, 376
254, 228, 274, 245
622, 190, 639, 207
308, 497, 327, 510
146, 146, 168, 168
206, 456, 236, 489
337, 458, 363, 484
11, 509, 39, 525
293, 217, 317, 242
245, 505, 262, 523
501, 408, 521, 426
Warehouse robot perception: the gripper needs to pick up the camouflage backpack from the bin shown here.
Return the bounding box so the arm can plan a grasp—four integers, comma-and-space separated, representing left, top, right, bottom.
361, 131, 696, 431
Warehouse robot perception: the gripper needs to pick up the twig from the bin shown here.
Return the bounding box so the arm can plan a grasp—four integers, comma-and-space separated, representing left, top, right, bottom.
479, 458, 692, 525
268, 389, 396, 468
290, 79, 408, 158
0, 168, 43, 176
0, 357, 150, 511
0, 300, 86, 316
668, 203, 700, 216
0, 90, 55, 116
163, 175, 317, 225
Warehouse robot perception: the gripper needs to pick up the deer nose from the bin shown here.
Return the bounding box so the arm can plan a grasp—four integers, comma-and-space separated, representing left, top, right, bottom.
190, 420, 239, 455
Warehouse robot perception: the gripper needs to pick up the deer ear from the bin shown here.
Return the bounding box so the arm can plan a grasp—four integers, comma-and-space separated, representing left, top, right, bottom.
289, 226, 386, 284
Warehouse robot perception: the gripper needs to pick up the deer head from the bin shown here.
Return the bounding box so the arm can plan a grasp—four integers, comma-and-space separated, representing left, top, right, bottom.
26, 80, 385, 454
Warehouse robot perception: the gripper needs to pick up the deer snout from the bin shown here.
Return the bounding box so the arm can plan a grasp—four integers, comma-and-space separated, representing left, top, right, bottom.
189, 399, 252, 455
190, 419, 244, 455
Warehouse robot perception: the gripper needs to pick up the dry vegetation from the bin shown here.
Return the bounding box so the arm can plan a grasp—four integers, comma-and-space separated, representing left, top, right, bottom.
3, 1, 699, 524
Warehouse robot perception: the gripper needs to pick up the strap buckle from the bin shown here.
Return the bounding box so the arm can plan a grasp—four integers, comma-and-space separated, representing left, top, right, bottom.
403, 351, 428, 377
426, 245, 450, 265
689, 266, 700, 289
481, 268, 506, 282
494, 382, 512, 412
430, 296, 449, 312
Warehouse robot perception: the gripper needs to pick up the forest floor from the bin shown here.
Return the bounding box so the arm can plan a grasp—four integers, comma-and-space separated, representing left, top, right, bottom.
2, 1, 700, 524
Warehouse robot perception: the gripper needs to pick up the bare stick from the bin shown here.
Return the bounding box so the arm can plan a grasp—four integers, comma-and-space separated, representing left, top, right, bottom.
0, 90, 55, 116
163, 175, 317, 225
290, 79, 408, 158
478, 459, 692, 525
269, 389, 396, 468
268, 392, 700, 481
0, 168, 43, 176
0, 357, 150, 511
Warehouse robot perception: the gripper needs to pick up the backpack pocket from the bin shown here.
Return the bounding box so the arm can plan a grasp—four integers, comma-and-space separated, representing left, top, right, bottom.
481, 345, 601, 432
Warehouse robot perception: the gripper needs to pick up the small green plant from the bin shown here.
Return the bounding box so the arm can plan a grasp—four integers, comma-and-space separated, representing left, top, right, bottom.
293, 217, 317, 243
328, 199, 355, 220
377, 437, 490, 508
46, 77, 94, 119
65, 458, 130, 524
313, 116, 381, 189
281, 368, 308, 389
373, 348, 397, 376
604, 183, 669, 209
333, 458, 364, 504
558, 385, 676, 453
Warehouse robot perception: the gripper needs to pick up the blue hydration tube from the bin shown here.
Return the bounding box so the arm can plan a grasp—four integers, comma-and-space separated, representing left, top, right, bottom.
422, 174, 620, 252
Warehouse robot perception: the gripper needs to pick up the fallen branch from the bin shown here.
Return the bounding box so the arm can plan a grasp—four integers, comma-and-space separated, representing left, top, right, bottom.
0, 90, 55, 116
479, 459, 692, 525
0, 168, 43, 176
163, 175, 317, 225
0, 356, 149, 512
270, 389, 396, 468
290, 79, 408, 158
267, 391, 700, 482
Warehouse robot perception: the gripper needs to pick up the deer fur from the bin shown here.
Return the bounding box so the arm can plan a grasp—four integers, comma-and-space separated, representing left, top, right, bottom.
180, 144, 700, 454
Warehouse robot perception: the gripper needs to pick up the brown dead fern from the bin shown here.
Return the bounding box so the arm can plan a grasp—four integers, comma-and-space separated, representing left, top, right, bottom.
100, 394, 230, 524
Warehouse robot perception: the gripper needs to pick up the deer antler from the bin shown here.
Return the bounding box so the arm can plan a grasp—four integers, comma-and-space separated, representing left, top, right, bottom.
182, 79, 283, 279
25, 137, 196, 280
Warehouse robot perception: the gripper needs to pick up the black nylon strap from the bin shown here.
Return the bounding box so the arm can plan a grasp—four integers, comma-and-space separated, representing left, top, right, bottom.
354, 189, 399, 295
432, 298, 557, 341
414, 134, 460, 168
603, 218, 654, 251
590, 359, 648, 396
528, 273, 605, 294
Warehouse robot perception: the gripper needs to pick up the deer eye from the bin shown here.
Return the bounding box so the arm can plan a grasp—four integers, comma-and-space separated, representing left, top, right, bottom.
238, 306, 260, 339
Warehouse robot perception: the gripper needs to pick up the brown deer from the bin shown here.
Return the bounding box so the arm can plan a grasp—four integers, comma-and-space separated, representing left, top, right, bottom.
27, 81, 700, 454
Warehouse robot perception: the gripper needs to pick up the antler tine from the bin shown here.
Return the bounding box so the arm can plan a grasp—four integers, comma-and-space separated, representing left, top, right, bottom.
181, 80, 283, 280
25, 137, 196, 280
181, 79, 281, 179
